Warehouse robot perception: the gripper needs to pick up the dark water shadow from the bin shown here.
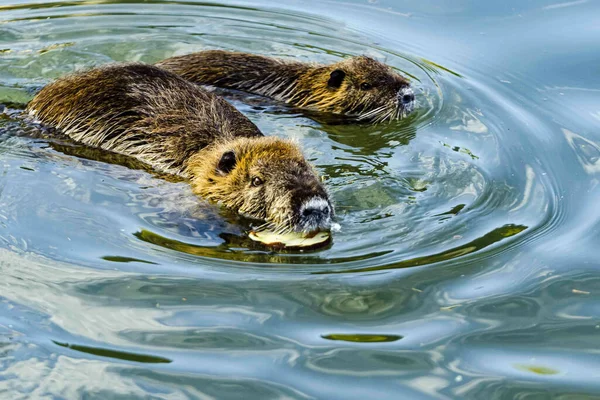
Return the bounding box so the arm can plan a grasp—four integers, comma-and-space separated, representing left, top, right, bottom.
322, 334, 403, 343
53, 340, 171, 364
101, 256, 158, 264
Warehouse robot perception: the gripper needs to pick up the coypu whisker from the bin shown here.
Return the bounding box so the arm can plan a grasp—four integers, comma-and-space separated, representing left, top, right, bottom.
357, 105, 387, 121
156, 50, 414, 123
253, 221, 276, 233
274, 224, 290, 236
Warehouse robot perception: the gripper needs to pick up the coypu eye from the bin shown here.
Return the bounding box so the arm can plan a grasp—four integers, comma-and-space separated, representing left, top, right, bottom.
360, 82, 372, 90
251, 177, 264, 187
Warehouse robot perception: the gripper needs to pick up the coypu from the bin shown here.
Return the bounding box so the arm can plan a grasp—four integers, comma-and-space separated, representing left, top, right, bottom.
156, 50, 415, 122
26, 64, 334, 234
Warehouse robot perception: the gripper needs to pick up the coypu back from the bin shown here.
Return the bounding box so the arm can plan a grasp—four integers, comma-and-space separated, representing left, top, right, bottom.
157, 50, 307, 91
157, 50, 415, 122
27, 64, 262, 176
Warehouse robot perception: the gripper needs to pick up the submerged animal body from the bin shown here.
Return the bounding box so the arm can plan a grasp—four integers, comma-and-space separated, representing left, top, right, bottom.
156, 50, 415, 122
27, 64, 333, 234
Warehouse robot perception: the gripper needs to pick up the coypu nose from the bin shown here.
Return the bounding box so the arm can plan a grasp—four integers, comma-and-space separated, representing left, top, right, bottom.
302, 206, 330, 218
399, 87, 415, 104
298, 197, 332, 232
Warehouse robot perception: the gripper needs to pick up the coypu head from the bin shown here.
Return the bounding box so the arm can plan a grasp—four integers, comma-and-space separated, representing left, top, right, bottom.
299, 56, 414, 122
187, 137, 334, 234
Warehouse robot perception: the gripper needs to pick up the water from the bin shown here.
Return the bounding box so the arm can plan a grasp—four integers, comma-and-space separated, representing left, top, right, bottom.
0, 0, 599, 398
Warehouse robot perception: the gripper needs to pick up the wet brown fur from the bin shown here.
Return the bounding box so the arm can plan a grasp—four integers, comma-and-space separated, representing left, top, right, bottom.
27, 64, 261, 176
26, 64, 332, 232
157, 50, 412, 121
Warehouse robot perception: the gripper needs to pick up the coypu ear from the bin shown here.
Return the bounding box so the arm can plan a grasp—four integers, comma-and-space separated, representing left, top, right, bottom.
217, 150, 236, 174
328, 69, 346, 88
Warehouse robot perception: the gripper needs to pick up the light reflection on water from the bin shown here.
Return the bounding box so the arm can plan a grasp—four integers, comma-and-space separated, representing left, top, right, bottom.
0, 0, 599, 398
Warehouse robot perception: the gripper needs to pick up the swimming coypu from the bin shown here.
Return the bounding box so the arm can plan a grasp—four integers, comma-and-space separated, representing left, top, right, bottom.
156, 50, 415, 122
26, 64, 334, 234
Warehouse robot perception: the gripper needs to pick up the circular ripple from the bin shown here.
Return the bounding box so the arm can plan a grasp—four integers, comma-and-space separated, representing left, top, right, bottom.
0, 1, 557, 275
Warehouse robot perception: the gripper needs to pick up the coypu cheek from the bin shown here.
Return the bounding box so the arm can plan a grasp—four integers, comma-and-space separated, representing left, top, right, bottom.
365, 89, 396, 109
341, 90, 377, 114
264, 185, 293, 217
266, 200, 294, 225
236, 187, 268, 219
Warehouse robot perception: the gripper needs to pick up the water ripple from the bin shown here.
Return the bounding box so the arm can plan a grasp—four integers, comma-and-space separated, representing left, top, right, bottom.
0, 0, 598, 398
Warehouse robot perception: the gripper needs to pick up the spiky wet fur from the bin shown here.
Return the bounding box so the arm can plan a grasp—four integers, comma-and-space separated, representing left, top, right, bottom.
157, 50, 412, 122
26, 64, 333, 233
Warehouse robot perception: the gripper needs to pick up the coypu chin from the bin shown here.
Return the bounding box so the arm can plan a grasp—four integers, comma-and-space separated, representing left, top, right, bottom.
156, 50, 415, 123
26, 64, 334, 234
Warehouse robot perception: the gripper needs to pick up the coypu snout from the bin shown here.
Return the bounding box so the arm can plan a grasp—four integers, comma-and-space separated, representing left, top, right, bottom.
257, 150, 334, 234
187, 137, 335, 235
296, 196, 333, 233
398, 87, 415, 114
287, 179, 333, 233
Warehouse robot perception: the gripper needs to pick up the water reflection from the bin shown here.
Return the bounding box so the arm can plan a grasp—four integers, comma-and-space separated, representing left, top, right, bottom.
319, 120, 417, 155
